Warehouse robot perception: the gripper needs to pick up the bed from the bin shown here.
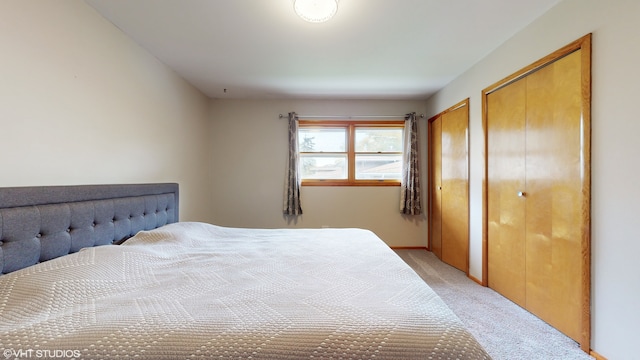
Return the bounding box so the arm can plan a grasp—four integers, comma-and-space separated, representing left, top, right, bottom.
0, 183, 490, 359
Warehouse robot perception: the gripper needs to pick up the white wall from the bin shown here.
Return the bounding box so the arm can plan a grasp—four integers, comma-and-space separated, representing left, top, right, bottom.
425, 0, 640, 357
209, 99, 428, 247
0, 0, 213, 221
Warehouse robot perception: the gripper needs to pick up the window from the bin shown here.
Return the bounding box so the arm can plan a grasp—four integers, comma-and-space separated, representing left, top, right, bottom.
298, 121, 404, 186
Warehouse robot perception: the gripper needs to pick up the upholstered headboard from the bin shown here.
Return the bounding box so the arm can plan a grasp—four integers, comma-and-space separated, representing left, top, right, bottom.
0, 183, 179, 275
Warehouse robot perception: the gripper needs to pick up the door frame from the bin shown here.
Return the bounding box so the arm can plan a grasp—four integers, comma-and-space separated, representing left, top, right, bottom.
481, 34, 592, 351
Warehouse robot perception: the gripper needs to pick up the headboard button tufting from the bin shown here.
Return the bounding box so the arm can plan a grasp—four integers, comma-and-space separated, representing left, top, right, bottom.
0, 183, 178, 275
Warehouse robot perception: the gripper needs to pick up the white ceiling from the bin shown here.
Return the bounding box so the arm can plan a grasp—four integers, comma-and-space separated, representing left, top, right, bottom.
86, 0, 561, 100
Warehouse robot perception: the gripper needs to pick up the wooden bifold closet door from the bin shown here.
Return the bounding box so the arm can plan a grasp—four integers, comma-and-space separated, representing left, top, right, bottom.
429, 100, 469, 273
484, 35, 591, 351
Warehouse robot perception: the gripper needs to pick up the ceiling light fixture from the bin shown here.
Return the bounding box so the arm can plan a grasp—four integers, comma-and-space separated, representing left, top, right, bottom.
294, 0, 338, 23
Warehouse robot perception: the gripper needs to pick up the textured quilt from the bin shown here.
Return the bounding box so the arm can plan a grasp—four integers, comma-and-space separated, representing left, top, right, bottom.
0, 222, 490, 359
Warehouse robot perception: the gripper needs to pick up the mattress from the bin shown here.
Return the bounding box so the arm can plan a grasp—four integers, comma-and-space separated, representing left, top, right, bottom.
0, 222, 490, 359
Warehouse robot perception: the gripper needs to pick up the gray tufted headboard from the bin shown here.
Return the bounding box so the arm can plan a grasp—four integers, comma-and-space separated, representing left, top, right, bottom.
0, 183, 179, 275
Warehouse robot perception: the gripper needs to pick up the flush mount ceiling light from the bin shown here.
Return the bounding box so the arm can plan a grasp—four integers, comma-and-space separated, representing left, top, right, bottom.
294, 0, 338, 23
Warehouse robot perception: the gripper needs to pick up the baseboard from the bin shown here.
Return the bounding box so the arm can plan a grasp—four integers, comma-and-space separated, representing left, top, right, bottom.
590, 349, 607, 360
468, 274, 483, 286
391, 246, 428, 250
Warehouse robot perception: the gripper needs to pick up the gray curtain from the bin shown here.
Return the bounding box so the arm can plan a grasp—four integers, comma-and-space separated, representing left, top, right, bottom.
283, 112, 303, 216
400, 112, 422, 215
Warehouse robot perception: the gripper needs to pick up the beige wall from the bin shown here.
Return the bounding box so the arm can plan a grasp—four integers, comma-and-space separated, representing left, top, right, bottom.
209, 99, 428, 247
425, 0, 640, 357
0, 0, 213, 221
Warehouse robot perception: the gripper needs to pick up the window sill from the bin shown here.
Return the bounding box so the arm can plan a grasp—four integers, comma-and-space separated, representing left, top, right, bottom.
302, 180, 401, 187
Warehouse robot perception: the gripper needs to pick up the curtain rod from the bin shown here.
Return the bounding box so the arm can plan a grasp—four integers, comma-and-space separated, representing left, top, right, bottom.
278, 113, 424, 120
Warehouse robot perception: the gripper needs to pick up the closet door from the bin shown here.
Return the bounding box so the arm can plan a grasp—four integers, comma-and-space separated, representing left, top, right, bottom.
441, 105, 469, 272
484, 34, 591, 350
487, 79, 527, 307
430, 117, 443, 258
525, 50, 585, 342
429, 101, 469, 273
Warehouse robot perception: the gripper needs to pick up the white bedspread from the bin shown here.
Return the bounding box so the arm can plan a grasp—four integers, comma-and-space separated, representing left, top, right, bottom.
0, 222, 490, 359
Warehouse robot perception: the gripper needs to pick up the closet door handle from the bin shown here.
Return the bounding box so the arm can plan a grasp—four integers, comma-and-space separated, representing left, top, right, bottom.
517, 191, 526, 197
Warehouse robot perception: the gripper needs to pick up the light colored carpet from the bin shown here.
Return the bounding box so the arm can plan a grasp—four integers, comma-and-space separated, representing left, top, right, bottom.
394, 249, 594, 360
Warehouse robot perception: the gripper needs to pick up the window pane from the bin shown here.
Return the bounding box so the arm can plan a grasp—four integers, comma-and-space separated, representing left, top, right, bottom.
301, 154, 347, 179
355, 154, 402, 180
299, 128, 346, 152
355, 128, 403, 152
